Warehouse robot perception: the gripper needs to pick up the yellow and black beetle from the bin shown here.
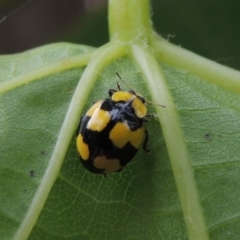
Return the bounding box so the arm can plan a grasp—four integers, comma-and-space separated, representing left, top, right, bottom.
76, 74, 159, 175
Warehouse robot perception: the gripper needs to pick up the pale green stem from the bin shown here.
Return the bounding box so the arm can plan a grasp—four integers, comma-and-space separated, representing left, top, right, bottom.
109, 0, 152, 42
13, 42, 127, 240
0, 52, 93, 95
153, 35, 240, 94
131, 42, 209, 240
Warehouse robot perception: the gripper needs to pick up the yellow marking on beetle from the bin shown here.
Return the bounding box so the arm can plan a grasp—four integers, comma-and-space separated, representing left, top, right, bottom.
93, 156, 121, 173
87, 108, 111, 132
86, 100, 103, 116
109, 122, 144, 149
132, 97, 147, 118
76, 135, 89, 160
111, 91, 134, 102
129, 127, 145, 148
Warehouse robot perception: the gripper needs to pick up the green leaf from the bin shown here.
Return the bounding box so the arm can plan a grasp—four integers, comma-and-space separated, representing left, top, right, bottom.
1, 0, 240, 240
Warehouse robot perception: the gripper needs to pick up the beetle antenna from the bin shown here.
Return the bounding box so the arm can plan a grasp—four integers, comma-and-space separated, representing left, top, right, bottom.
146, 99, 166, 108
116, 72, 166, 108
116, 72, 132, 89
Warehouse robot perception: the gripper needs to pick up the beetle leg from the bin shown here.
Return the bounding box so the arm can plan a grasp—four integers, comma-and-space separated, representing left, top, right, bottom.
142, 114, 152, 122
142, 117, 149, 122
146, 114, 154, 119
143, 129, 152, 154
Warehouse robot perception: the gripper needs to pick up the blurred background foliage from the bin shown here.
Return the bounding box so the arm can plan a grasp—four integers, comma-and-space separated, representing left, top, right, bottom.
0, 0, 240, 70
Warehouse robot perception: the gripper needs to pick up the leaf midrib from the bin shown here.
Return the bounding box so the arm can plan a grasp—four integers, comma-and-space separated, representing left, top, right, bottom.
131, 42, 209, 240
0, 51, 93, 95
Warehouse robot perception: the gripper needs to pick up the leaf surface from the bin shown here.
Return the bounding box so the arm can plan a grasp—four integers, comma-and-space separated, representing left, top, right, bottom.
1, 0, 240, 237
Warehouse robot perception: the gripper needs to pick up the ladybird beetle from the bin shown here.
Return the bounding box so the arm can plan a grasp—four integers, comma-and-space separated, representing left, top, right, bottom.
76, 78, 152, 175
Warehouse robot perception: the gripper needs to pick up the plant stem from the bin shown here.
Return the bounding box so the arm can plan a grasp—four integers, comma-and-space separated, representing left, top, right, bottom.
131, 42, 209, 240
109, 0, 152, 42
153, 35, 240, 94
13, 42, 126, 240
